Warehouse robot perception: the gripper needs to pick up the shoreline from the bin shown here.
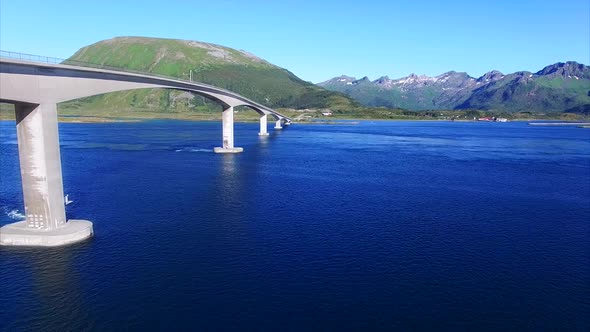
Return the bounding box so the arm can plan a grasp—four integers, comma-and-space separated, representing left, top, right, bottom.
1, 115, 588, 124
3, 119, 588, 126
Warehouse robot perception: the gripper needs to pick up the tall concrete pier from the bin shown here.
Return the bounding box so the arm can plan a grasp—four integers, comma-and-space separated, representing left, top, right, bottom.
16, 103, 67, 229
214, 106, 243, 153
0, 103, 93, 246
275, 119, 283, 129
258, 114, 269, 136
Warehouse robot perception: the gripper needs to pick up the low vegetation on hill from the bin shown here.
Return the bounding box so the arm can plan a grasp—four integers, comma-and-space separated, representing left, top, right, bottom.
60, 36, 358, 118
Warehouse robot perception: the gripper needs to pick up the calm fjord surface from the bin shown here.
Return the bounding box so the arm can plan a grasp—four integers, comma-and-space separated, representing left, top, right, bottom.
1, 120, 589, 330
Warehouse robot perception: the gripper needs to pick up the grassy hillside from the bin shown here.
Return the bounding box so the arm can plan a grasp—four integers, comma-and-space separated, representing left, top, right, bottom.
61, 36, 357, 116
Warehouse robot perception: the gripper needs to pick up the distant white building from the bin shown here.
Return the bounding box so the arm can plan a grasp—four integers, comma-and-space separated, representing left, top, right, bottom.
322, 111, 333, 116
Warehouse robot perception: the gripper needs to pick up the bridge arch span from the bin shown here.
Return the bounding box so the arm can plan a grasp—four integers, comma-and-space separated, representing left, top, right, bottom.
0, 59, 272, 110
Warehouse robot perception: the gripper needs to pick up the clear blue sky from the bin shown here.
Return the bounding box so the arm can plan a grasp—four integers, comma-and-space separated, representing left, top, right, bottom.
1, 0, 588, 83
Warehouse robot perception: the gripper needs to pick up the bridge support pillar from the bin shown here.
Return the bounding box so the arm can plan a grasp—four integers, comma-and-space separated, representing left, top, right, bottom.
214, 106, 243, 153
274, 119, 283, 129
0, 103, 93, 246
258, 114, 269, 136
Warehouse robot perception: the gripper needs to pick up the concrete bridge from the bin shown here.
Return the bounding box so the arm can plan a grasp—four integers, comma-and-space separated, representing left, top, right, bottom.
0, 54, 291, 247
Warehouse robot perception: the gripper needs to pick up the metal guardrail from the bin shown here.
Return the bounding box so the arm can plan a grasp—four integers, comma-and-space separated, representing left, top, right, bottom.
0, 50, 65, 64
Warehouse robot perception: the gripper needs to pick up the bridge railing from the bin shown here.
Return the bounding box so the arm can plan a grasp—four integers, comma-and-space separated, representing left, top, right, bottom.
0, 50, 65, 65
0, 50, 196, 82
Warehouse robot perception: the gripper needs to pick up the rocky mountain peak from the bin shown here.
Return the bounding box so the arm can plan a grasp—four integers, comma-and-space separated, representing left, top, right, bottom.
536, 61, 590, 79
335, 75, 356, 81
374, 76, 391, 84
318, 75, 357, 86
394, 73, 436, 85
435, 71, 473, 86
353, 76, 371, 84
477, 70, 504, 83
373, 76, 394, 89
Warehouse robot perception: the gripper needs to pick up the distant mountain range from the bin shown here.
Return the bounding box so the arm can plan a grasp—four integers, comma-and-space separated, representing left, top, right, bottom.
319, 62, 590, 113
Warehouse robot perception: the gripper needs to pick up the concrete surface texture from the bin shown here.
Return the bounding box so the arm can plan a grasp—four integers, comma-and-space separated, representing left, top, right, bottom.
259, 114, 269, 136
15, 102, 66, 230
0, 219, 93, 246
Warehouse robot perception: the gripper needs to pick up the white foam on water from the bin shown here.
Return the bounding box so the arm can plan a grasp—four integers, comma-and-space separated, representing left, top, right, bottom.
174, 147, 213, 153
6, 209, 25, 220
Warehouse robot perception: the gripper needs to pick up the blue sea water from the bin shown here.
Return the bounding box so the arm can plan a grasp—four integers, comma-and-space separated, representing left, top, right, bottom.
0, 120, 589, 330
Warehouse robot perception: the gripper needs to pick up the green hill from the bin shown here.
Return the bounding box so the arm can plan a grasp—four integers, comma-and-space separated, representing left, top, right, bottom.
61, 36, 356, 116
